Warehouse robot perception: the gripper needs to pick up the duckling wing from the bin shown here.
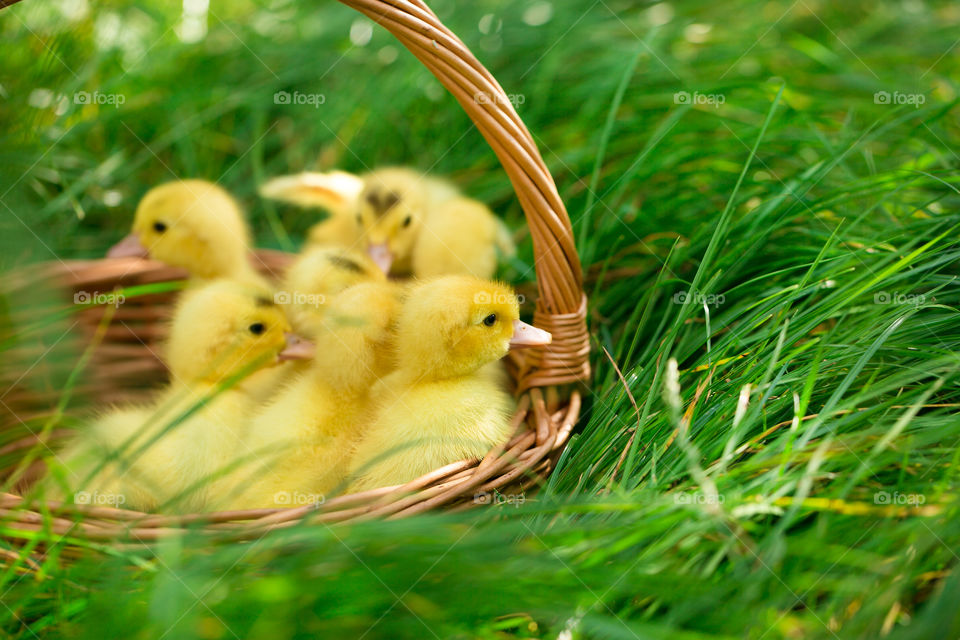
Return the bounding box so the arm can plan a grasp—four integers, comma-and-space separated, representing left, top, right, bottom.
220, 378, 365, 509
81, 390, 254, 514
49, 406, 161, 511
348, 379, 512, 491
260, 171, 363, 214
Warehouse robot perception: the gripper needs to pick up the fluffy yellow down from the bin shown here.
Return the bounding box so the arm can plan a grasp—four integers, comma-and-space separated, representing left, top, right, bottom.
223, 281, 403, 508
278, 246, 385, 332
111, 179, 267, 288
347, 275, 521, 491
49, 280, 307, 512
260, 167, 515, 279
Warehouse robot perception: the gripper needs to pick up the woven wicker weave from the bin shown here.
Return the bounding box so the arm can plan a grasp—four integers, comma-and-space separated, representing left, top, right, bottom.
0, 0, 590, 541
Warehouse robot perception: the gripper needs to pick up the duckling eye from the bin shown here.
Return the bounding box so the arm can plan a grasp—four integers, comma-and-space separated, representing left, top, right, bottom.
482, 313, 497, 327
153, 221, 168, 233
355, 213, 362, 225
248, 322, 266, 335
402, 215, 412, 228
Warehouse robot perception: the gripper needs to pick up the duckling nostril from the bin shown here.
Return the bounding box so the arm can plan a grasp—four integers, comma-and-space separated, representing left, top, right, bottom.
278, 332, 316, 362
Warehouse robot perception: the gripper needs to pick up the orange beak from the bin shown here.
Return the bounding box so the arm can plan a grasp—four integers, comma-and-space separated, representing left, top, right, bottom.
107, 233, 149, 259
509, 320, 552, 349
277, 332, 315, 362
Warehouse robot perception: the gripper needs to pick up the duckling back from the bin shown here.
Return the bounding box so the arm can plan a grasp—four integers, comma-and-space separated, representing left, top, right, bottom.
413, 197, 509, 279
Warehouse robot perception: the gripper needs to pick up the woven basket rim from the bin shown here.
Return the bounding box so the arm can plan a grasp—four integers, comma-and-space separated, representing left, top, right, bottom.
0, 0, 590, 542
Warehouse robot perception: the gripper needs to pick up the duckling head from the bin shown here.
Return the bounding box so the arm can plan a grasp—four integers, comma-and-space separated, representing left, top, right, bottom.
354, 168, 426, 274
108, 180, 251, 280
167, 280, 313, 385
282, 247, 386, 315
396, 275, 551, 380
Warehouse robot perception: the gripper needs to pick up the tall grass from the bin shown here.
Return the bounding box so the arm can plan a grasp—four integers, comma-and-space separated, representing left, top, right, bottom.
1, 0, 959, 638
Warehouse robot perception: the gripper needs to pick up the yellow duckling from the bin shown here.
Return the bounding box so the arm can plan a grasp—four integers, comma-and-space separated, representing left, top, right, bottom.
278, 246, 386, 330
108, 180, 290, 400
224, 281, 402, 509
50, 280, 314, 513
108, 179, 267, 287
347, 275, 551, 491
260, 168, 515, 278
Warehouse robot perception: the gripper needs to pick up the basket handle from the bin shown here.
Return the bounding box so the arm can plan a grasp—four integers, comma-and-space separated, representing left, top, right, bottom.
339, 0, 590, 389
0, 0, 591, 389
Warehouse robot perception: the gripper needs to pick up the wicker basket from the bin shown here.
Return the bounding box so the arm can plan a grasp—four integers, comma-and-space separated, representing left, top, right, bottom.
0, 0, 590, 542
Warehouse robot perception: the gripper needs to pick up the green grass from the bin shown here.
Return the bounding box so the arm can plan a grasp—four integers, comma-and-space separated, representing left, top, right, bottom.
2, 0, 960, 638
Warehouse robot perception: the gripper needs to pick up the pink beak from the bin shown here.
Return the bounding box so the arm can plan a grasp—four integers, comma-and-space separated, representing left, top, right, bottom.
107, 233, 149, 259
367, 243, 394, 275
277, 332, 315, 362
509, 320, 552, 350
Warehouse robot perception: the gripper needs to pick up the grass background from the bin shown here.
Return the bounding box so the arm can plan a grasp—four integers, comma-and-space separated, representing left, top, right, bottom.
2, 0, 960, 638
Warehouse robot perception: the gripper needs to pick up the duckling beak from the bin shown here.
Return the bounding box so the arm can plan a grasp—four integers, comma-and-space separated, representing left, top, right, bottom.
106, 233, 149, 259
509, 320, 552, 349
277, 332, 315, 362
367, 243, 394, 275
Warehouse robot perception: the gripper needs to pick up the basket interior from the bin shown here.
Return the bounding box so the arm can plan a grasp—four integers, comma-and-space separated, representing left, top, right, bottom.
0, 254, 581, 532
